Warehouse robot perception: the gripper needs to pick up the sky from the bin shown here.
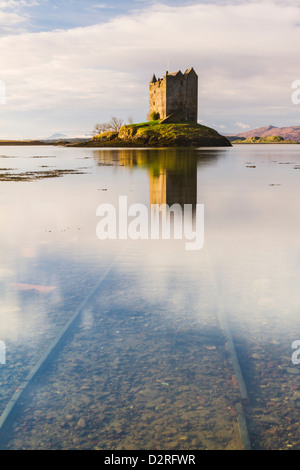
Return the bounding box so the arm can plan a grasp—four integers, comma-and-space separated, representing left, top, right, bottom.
1, 0, 300, 138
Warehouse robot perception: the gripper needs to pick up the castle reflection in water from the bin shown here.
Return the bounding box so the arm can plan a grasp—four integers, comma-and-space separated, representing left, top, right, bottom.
93, 148, 223, 211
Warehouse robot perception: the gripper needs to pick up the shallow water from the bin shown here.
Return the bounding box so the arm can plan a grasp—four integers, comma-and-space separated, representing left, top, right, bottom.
0, 144, 299, 449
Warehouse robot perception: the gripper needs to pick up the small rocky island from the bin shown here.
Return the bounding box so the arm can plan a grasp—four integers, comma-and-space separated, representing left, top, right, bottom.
82, 121, 231, 148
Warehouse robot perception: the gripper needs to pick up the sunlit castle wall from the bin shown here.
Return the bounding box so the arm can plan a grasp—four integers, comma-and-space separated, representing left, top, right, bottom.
149, 74, 167, 120
149, 68, 198, 122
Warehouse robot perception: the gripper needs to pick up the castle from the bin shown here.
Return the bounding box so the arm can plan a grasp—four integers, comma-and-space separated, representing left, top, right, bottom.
149, 68, 198, 123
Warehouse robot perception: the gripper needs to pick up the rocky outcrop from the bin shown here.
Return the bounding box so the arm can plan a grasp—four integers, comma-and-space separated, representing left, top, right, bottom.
86, 122, 231, 148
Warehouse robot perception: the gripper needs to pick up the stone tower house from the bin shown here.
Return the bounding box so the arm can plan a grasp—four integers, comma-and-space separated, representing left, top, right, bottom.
149, 68, 198, 123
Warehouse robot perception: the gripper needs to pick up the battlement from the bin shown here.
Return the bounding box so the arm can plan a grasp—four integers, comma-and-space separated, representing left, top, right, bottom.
149, 68, 198, 123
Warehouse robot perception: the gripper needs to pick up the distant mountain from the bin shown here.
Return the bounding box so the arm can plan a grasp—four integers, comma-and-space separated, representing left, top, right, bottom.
46, 133, 68, 140
41, 132, 91, 144
228, 125, 300, 142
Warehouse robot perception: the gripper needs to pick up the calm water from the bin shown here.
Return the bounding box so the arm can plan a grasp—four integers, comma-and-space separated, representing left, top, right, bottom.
0, 144, 300, 450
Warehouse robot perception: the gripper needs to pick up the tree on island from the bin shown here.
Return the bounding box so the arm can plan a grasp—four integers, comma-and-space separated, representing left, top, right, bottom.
93, 116, 124, 135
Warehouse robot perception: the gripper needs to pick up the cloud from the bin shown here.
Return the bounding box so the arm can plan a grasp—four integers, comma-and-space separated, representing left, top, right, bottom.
90, 3, 114, 9
0, 0, 45, 33
236, 122, 250, 130
1, 0, 300, 136
0, 0, 41, 7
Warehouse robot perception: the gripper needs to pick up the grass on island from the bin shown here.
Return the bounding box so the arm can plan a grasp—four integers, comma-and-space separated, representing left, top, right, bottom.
232, 135, 299, 144
122, 121, 220, 135
92, 121, 225, 143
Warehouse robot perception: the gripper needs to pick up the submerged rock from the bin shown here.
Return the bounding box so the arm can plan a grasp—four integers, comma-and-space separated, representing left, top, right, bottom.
77, 418, 86, 428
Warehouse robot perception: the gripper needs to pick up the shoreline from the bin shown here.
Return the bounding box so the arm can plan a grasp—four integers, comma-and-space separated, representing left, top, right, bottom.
232, 142, 299, 145
0, 141, 53, 146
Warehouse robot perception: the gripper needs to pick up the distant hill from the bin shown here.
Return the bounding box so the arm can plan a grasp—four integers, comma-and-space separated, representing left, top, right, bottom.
231, 135, 299, 144
46, 133, 68, 140
228, 125, 300, 142
42, 133, 92, 143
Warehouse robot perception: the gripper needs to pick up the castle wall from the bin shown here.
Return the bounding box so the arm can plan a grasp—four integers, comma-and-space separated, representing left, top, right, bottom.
184, 70, 198, 122
165, 74, 185, 118
149, 79, 167, 120
149, 69, 198, 123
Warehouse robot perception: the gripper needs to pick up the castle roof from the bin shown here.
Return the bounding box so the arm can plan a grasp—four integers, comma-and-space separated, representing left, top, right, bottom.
167, 70, 183, 77
150, 68, 197, 85
184, 67, 196, 75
